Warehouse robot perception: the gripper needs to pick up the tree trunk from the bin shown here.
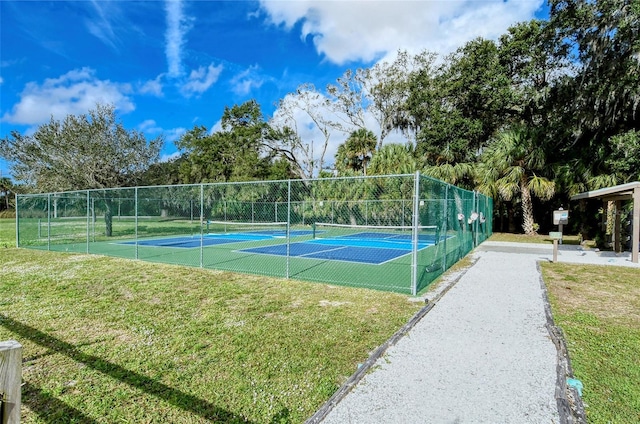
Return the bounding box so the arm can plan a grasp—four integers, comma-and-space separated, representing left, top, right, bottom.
507, 202, 517, 233
521, 180, 535, 235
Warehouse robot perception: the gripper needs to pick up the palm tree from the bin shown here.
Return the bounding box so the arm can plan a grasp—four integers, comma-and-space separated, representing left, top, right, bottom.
476, 126, 555, 235
335, 129, 377, 175
0, 177, 13, 211
368, 143, 417, 175
423, 162, 475, 187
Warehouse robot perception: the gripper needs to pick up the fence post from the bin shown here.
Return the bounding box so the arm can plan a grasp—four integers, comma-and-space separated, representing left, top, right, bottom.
14, 195, 19, 248
474, 191, 479, 247
200, 184, 204, 268
442, 184, 449, 272
86, 190, 90, 254
0, 340, 22, 424
47, 193, 51, 251
286, 180, 291, 279
411, 171, 420, 296
134, 187, 139, 260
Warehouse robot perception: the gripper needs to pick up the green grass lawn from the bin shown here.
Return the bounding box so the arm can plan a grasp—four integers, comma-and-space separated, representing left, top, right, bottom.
541, 262, 640, 423
5, 216, 638, 423
489, 231, 588, 245
1, 217, 16, 247
1, 218, 422, 423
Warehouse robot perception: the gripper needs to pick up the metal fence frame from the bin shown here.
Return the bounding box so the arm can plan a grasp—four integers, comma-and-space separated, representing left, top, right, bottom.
16, 173, 492, 295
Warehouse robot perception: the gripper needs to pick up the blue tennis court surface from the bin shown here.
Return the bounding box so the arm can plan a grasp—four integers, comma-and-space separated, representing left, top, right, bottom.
119, 229, 442, 265
119, 229, 313, 249
239, 232, 439, 265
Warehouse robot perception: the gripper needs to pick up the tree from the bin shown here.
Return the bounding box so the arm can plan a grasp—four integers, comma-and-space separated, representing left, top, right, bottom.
497, 19, 572, 134
0, 103, 162, 235
546, 0, 640, 190
368, 144, 417, 175
326, 69, 368, 133
334, 129, 377, 175
177, 100, 279, 183
0, 177, 13, 210
476, 127, 555, 235
605, 130, 640, 181
268, 84, 343, 179
423, 162, 475, 187
549, 0, 640, 141
140, 157, 184, 186
1, 104, 162, 190
367, 51, 433, 149
411, 39, 512, 167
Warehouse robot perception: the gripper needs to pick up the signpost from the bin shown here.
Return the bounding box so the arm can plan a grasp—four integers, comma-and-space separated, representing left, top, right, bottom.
553, 209, 569, 245
549, 231, 563, 262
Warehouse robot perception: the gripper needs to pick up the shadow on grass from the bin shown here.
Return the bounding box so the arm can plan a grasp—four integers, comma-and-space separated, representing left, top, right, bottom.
0, 314, 254, 423
22, 381, 98, 424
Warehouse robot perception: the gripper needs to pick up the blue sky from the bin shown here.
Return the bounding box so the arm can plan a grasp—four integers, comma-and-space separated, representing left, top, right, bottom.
1, 0, 548, 180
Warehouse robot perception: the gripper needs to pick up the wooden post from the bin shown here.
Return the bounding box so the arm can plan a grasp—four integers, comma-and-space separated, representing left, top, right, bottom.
549, 232, 562, 263
558, 223, 563, 245
0, 340, 22, 424
614, 200, 622, 253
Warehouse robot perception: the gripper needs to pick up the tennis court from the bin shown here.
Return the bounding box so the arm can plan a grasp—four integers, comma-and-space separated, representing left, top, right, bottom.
119, 229, 313, 249
16, 173, 493, 294
117, 225, 438, 265
240, 227, 440, 265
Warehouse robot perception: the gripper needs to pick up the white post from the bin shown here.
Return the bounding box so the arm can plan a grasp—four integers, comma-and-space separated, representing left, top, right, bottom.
0, 340, 22, 424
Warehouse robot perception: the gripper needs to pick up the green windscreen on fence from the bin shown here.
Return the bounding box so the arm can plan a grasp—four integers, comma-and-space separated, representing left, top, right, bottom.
16, 173, 492, 295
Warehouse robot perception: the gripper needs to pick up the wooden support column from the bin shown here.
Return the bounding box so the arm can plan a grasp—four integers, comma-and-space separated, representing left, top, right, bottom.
0, 340, 22, 424
633, 187, 640, 263
614, 200, 622, 253
602, 200, 608, 241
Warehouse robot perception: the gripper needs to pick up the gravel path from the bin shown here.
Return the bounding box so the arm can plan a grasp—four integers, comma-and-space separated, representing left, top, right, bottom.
318, 247, 561, 424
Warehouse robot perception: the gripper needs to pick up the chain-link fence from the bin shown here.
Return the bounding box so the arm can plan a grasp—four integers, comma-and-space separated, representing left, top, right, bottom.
16, 173, 492, 295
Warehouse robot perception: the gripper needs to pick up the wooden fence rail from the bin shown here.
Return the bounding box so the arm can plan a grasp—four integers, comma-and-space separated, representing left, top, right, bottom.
0, 340, 22, 424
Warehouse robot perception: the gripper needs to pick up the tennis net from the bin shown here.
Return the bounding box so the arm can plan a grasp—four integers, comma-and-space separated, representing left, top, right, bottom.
312, 222, 440, 245
205, 220, 289, 236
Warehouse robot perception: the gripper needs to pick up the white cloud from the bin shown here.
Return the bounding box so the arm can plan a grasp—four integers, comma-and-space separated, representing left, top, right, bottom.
165, 0, 191, 78
85, 0, 119, 50
0, 76, 4, 85
163, 1, 225, 98
180, 64, 223, 97
230, 65, 265, 96
138, 119, 186, 143
259, 0, 543, 64
1, 67, 134, 125
138, 119, 162, 133
165, 127, 187, 143
139, 75, 164, 97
